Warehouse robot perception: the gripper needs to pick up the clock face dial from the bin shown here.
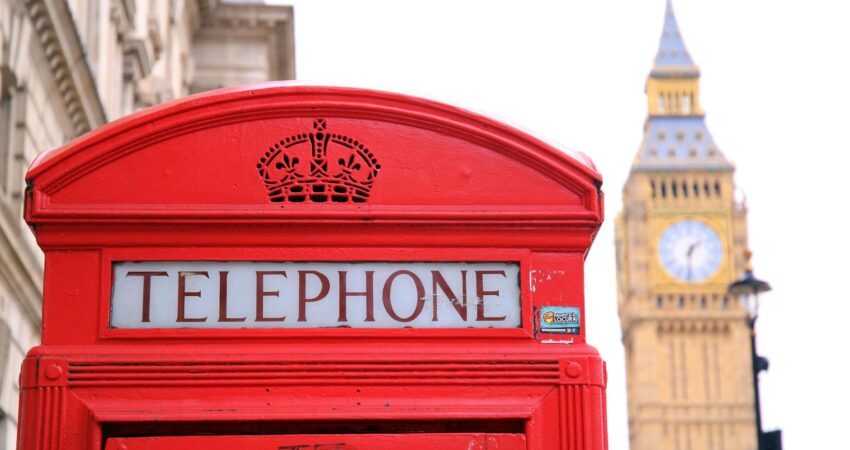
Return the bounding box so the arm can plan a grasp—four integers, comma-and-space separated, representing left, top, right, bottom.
659, 220, 723, 283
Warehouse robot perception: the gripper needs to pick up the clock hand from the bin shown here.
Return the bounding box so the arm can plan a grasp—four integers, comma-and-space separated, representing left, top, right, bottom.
686, 241, 701, 258
685, 241, 700, 280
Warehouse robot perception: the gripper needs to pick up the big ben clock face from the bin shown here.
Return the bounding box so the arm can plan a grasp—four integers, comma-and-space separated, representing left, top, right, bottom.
659, 220, 723, 282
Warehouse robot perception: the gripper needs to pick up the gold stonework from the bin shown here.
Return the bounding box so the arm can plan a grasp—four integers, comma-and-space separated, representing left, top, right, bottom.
615, 2, 758, 450
646, 77, 703, 116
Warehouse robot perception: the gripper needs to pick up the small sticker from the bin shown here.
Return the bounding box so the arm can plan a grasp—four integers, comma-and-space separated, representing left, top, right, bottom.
540, 306, 581, 335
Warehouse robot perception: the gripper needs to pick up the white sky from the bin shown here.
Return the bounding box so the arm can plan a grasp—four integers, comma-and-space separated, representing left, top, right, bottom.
272, 1, 850, 448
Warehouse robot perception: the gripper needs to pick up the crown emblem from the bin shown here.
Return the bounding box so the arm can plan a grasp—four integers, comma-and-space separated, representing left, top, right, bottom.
257, 119, 380, 203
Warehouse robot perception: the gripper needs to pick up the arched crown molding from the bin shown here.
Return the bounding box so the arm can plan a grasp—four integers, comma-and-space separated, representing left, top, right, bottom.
27, 84, 603, 226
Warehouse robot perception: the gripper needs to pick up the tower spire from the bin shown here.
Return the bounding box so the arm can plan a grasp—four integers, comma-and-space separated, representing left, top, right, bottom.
652, 0, 699, 77
633, 0, 731, 171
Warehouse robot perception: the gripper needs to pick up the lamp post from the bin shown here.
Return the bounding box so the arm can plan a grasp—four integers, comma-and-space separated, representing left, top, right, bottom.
727, 250, 782, 450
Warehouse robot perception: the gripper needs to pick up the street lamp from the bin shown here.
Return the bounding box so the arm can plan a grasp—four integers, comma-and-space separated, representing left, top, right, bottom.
727, 250, 782, 450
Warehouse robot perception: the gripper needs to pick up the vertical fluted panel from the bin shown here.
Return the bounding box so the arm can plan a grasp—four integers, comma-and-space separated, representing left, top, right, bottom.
44, 387, 63, 450
562, 385, 587, 450
19, 386, 63, 450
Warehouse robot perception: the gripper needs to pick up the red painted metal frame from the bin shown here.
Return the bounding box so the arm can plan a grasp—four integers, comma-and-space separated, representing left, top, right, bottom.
19, 85, 607, 450
21, 345, 607, 450
106, 433, 528, 450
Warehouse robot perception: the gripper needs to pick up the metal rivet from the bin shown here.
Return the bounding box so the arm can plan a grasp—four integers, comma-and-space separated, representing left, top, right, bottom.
44, 364, 63, 381
565, 362, 582, 379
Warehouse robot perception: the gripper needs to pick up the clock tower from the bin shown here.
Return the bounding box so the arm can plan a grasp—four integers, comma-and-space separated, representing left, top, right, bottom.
615, 2, 758, 450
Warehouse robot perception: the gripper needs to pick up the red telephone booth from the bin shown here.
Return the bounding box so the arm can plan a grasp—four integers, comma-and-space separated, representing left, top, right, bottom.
19, 85, 606, 450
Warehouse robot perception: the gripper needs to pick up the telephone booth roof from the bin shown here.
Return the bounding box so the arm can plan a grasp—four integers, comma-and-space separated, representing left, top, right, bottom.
25, 84, 602, 231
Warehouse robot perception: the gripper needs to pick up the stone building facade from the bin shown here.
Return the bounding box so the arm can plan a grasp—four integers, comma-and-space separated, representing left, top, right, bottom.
0, 1, 294, 447
615, 2, 756, 450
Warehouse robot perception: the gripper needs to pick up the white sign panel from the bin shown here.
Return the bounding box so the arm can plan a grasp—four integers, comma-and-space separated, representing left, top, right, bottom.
111, 262, 521, 329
